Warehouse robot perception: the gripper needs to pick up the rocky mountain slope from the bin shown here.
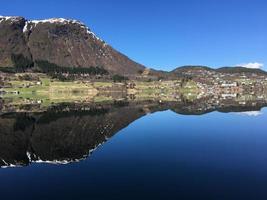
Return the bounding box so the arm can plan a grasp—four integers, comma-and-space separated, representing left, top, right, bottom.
0, 16, 145, 75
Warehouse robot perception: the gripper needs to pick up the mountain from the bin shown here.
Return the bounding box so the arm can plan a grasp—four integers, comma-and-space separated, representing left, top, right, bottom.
0, 16, 145, 76
1, 16, 266, 79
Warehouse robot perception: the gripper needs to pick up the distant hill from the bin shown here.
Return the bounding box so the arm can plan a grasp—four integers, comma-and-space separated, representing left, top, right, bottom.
171, 65, 214, 73
172, 65, 267, 76
216, 67, 267, 75
0, 16, 145, 76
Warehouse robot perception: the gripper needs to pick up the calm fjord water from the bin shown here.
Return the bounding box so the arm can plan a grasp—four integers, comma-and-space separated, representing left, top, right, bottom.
1, 107, 267, 199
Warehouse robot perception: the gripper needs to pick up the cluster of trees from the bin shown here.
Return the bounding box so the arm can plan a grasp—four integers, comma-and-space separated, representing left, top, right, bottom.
11, 54, 34, 72
3, 56, 111, 79
36, 60, 109, 76
0, 67, 16, 73
18, 74, 39, 81
51, 73, 75, 81
217, 67, 267, 75
5, 56, 134, 82
180, 76, 192, 87
137, 69, 144, 74
0, 79, 4, 88
112, 74, 129, 82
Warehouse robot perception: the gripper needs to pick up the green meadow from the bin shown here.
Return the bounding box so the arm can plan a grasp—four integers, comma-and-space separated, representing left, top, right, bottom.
0, 74, 200, 109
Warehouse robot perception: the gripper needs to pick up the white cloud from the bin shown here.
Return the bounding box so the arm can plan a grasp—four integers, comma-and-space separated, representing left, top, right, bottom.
237, 111, 262, 117
236, 62, 264, 69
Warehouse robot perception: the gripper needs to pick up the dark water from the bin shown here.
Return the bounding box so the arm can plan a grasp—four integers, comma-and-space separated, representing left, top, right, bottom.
1, 100, 267, 200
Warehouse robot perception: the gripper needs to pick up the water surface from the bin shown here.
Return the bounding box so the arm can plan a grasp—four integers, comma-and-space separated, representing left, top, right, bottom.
0, 100, 267, 200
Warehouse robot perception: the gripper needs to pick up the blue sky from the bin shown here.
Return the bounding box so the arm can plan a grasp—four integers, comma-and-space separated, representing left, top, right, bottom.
1, 0, 266, 71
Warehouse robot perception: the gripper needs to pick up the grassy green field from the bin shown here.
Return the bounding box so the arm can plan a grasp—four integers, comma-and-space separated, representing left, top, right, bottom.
0, 74, 200, 108
1, 77, 99, 107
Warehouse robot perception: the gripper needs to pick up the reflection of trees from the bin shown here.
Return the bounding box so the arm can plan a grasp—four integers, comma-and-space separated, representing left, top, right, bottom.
0, 98, 267, 168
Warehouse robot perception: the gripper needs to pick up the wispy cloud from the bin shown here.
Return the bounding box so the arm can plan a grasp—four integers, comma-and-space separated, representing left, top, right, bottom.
236, 62, 264, 69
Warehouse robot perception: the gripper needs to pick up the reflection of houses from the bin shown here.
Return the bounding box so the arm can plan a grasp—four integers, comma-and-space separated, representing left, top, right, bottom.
10, 91, 20, 95
127, 82, 136, 89
221, 93, 237, 99
24, 99, 43, 104
221, 82, 237, 87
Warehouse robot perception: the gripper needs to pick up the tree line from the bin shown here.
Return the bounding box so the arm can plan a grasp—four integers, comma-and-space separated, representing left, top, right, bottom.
9, 54, 110, 75
6, 54, 130, 82
11, 54, 34, 72
35, 60, 109, 75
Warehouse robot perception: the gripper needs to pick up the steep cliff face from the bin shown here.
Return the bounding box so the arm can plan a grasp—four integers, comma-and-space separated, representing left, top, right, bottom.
0, 16, 145, 75
0, 16, 32, 67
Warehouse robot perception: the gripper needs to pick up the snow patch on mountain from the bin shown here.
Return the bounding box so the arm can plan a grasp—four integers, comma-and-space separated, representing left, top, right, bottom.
21, 17, 107, 45
0, 16, 22, 23
0, 15, 106, 44
23, 21, 28, 33
30, 17, 81, 25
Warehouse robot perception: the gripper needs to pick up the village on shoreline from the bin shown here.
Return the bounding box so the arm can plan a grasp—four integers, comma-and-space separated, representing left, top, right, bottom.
1, 65, 267, 113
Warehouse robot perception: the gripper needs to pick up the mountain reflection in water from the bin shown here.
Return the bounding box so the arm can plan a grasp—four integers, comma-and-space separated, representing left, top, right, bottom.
0, 94, 267, 168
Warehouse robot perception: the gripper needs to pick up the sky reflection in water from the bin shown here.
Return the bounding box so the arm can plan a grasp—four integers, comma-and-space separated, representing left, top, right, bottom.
0, 107, 267, 199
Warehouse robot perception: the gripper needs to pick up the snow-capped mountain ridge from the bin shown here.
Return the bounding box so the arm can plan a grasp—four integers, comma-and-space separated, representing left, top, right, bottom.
0, 15, 23, 23
1, 15, 84, 25
1, 15, 103, 41
0, 15, 145, 75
